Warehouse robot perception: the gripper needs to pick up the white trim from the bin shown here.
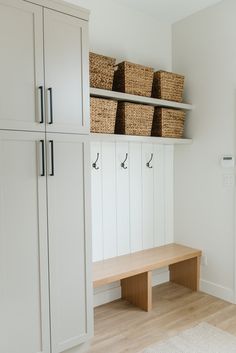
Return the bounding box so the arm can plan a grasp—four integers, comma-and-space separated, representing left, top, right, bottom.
94, 282, 121, 307
94, 276, 235, 307
93, 269, 170, 307
200, 279, 235, 303
24, 0, 90, 20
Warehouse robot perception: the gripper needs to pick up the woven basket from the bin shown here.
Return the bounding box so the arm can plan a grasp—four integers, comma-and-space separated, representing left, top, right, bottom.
113, 61, 154, 97
115, 102, 154, 136
152, 71, 184, 102
152, 108, 185, 138
90, 52, 116, 90
90, 97, 117, 134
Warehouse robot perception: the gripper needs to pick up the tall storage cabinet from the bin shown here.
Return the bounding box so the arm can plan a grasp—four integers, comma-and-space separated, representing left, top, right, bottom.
0, 1, 92, 353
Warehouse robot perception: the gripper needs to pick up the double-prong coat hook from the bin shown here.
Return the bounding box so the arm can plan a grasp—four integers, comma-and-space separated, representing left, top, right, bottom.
121, 153, 128, 169
146, 153, 153, 169
92, 153, 100, 170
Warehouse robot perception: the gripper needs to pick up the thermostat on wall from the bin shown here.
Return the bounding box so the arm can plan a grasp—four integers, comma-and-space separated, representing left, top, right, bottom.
220, 155, 235, 168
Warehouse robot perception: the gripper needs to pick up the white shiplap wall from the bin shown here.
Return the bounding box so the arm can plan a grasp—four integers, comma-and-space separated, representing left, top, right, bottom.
91, 141, 174, 262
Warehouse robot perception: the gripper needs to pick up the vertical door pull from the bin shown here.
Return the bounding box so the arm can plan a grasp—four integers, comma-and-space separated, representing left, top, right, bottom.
40, 140, 45, 176
48, 88, 53, 124
49, 140, 54, 176
38, 86, 44, 124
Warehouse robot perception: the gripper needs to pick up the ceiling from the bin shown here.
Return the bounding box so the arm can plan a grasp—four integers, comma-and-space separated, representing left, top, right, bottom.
112, 0, 222, 23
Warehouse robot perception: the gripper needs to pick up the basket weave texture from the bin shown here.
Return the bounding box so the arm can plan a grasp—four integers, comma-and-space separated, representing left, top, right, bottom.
152, 71, 184, 102
90, 97, 117, 134
152, 108, 185, 138
90, 52, 116, 90
113, 61, 154, 97
115, 102, 154, 136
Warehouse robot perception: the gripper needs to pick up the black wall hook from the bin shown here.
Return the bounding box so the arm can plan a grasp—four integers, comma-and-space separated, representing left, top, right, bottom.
121, 153, 128, 169
146, 153, 153, 169
92, 153, 100, 170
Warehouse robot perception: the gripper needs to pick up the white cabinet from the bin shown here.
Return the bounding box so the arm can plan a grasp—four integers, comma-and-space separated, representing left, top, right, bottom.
0, 0, 89, 134
0, 1, 92, 353
0, 0, 44, 131
0, 131, 50, 353
46, 134, 92, 352
0, 131, 93, 353
44, 10, 89, 134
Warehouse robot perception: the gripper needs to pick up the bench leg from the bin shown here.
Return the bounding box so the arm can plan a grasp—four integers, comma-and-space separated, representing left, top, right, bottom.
121, 271, 152, 312
169, 256, 200, 291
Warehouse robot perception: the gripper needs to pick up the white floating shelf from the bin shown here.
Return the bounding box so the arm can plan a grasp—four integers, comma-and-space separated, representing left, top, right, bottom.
90, 88, 194, 111
90, 133, 192, 145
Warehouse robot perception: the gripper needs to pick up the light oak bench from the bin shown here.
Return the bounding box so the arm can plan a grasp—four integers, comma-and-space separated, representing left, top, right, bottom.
93, 243, 202, 312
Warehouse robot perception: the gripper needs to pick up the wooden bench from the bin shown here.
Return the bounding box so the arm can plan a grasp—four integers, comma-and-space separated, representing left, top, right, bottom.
93, 243, 202, 312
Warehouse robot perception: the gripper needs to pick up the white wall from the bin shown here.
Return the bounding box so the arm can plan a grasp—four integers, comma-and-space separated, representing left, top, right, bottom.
173, 0, 236, 302
65, 0, 172, 70
91, 142, 174, 262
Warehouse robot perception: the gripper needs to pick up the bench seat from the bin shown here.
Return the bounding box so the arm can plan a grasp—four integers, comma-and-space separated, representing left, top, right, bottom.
93, 243, 202, 311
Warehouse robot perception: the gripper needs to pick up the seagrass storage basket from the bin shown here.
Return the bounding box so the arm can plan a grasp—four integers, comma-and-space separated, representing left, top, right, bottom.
152, 108, 185, 138
90, 52, 116, 90
90, 97, 117, 134
152, 71, 184, 102
115, 102, 154, 136
113, 61, 154, 97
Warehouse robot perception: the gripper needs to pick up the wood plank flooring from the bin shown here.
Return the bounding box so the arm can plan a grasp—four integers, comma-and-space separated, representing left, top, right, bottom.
88, 282, 236, 353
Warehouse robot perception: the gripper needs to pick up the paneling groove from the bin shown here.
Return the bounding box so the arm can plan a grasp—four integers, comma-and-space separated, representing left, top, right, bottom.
91, 142, 174, 262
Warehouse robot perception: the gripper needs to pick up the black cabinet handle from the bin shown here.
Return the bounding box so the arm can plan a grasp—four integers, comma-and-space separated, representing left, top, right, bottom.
49, 140, 54, 176
39, 86, 44, 124
48, 88, 53, 125
40, 140, 45, 176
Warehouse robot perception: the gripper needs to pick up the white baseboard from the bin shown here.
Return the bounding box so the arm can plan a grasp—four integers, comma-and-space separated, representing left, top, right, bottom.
93, 268, 169, 307
94, 272, 235, 307
152, 267, 170, 286
93, 281, 121, 307
200, 279, 235, 303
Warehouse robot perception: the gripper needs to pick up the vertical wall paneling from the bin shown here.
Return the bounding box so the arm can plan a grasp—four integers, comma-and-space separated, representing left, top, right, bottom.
101, 142, 117, 259
153, 145, 166, 246
142, 143, 155, 250
129, 143, 143, 253
91, 142, 103, 262
116, 143, 130, 256
164, 145, 174, 244
90, 141, 174, 261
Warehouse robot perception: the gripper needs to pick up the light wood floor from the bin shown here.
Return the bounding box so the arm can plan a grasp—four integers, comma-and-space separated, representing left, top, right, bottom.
88, 282, 236, 353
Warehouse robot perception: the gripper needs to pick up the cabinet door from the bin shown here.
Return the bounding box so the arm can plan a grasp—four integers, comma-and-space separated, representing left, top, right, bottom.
0, 0, 45, 132
0, 131, 50, 353
44, 9, 89, 134
46, 134, 93, 353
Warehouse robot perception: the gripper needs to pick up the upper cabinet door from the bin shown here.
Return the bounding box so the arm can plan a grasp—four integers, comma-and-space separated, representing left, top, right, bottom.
44, 9, 89, 134
0, 131, 50, 353
0, 0, 44, 132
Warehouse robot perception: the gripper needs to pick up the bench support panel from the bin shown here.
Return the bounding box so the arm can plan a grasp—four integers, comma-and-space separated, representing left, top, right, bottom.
169, 256, 200, 291
121, 271, 152, 312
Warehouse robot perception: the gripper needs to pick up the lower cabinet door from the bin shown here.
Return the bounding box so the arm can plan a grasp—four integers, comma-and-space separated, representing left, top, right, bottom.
46, 133, 93, 353
0, 131, 50, 353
